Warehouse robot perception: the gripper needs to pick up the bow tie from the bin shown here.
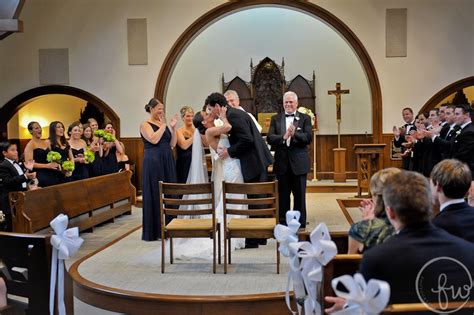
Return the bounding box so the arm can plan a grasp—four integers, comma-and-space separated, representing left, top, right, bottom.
285, 113, 295, 117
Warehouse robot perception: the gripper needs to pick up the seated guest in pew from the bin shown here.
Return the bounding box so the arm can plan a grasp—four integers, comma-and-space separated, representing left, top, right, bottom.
431, 159, 474, 242
68, 121, 89, 181
102, 122, 124, 175
49, 121, 74, 183
326, 171, 474, 312
347, 168, 400, 254
0, 141, 36, 231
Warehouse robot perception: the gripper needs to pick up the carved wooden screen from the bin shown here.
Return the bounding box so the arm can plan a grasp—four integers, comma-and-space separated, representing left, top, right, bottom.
225, 77, 254, 114
287, 74, 316, 113
252, 57, 284, 114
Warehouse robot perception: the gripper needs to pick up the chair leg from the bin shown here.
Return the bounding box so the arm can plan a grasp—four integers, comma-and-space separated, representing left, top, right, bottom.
276, 241, 280, 274
228, 238, 232, 264
170, 237, 173, 264
217, 224, 221, 265
224, 231, 228, 274
213, 230, 216, 274
161, 236, 165, 273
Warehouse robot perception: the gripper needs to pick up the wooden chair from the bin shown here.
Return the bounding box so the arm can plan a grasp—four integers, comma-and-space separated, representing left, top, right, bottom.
0, 232, 73, 315
222, 180, 279, 274
159, 181, 220, 273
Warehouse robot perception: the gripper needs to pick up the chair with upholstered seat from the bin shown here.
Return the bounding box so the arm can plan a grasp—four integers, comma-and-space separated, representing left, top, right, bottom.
222, 180, 279, 274
159, 181, 220, 273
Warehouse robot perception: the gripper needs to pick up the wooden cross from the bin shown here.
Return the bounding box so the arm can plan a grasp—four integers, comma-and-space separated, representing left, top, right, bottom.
328, 82, 350, 148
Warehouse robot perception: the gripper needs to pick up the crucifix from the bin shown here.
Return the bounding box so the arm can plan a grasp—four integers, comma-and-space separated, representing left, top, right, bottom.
328, 82, 350, 148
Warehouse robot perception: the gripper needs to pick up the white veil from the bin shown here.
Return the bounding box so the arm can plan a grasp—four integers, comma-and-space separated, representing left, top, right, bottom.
186, 129, 208, 185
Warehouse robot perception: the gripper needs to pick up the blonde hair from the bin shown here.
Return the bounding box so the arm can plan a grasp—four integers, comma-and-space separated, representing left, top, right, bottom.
370, 167, 402, 216
180, 106, 194, 118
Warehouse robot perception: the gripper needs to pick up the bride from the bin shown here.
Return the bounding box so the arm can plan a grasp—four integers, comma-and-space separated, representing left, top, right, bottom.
171, 107, 245, 260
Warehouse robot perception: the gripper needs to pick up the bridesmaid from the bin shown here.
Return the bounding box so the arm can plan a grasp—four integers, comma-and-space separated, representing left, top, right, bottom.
68, 121, 89, 181
24, 121, 60, 187
140, 98, 178, 241
87, 118, 103, 177
102, 122, 124, 175
175, 106, 194, 183
49, 121, 74, 183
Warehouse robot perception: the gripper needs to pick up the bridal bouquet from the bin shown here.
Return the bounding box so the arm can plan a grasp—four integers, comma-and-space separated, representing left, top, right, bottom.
46, 151, 62, 163
297, 107, 316, 127
84, 149, 95, 163
61, 160, 75, 172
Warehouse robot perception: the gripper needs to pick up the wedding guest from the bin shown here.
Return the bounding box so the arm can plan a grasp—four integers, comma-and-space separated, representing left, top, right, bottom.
431, 159, 474, 242
24, 121, 60, 187
49, 121, 74, 183
116, 141, 130, 171
176, 106, 194, 183
68, 121, 89, 181
140, 98, 178, 241
0, 141, 36, 231
347, 168, 400, 254
102, 122, 124, 175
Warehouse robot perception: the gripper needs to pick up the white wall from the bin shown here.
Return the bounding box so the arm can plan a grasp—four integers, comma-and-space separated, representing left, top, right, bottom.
0, 0, 472, 136
166, 7, 372, 135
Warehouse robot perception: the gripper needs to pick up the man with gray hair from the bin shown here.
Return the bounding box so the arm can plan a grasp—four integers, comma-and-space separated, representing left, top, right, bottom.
224, 90, 262, 133
267, 91, 312, 228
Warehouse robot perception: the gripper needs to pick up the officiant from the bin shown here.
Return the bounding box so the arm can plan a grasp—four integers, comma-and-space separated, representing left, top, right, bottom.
267, 91, 312, 228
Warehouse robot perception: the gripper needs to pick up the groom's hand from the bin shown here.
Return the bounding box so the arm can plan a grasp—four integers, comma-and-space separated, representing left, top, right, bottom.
217, 147, 229, 159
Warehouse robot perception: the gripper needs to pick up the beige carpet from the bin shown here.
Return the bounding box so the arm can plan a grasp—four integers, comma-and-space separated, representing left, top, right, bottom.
69, 192, 359, 313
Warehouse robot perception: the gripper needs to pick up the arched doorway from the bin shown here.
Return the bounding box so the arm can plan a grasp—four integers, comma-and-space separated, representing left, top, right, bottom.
0, 85, 120, 140
419, 76, 474, 113
154, 0, 382, 142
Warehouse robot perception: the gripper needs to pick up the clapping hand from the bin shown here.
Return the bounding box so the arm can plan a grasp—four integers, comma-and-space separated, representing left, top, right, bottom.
170, 114, 179, 129
158, 113, 167, 125
359, 198, 375, 220
24, 159, 34, 171
392, 125, 400, 138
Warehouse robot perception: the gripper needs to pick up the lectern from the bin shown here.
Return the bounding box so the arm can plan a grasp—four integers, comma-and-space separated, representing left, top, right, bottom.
353, 144, 386, 197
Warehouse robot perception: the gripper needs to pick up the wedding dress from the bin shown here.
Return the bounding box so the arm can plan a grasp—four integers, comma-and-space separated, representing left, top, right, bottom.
171, 132, 245, 260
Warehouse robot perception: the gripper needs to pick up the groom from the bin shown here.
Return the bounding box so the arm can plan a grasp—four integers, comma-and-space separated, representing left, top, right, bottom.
205, 92, 273, 247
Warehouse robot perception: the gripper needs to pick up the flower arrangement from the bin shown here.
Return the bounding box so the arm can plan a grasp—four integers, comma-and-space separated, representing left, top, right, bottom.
62, 161, 75, 172
46, 151, 62, 163
84, 149, 95, 163
94, 129, 116, 142
297, 106, 316, 128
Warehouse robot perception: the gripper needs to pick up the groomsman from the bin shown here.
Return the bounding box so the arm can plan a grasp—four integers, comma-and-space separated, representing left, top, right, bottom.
267, 91, 312, 228
0, 141, 36, 231
432, 105, 458, 160
393, 107, 416, 170
450, 104, 474, 175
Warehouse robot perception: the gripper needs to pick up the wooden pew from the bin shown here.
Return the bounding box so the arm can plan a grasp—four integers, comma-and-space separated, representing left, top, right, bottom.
10, 171, 136, 234
382, 301, 474, 314
0, 232, 73, 314
298, 231, 349, 254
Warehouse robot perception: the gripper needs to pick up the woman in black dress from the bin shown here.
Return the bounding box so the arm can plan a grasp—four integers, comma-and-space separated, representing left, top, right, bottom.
101, 122, 124, 175
68, 121, 89, 181
87, 118, 103, 177
176, 106, 194, 183
49, 121, 74, 183
24, 121, 61, 187
140, 98, 178, 241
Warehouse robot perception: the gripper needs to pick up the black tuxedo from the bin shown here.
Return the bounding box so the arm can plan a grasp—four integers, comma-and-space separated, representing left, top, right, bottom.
0, 159, 28, 231
267, 112, 312, 227
360, 222, 474, 305
451, 122, 474, 175
434, 124, 459, 161
226, 107, 273, 182
433, 201, 474, 243
394, 123, 416, 170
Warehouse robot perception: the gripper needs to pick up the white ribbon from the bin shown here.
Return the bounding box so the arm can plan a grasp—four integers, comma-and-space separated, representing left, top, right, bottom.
274, 210, 301, 257
289, 223, 338, 315
331, 273, 390, 315
49, 214, 84, 315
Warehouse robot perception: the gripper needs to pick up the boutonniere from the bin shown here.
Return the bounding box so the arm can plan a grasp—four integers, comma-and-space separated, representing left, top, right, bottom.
455, 130, 461, 137
294, 116, 300, 121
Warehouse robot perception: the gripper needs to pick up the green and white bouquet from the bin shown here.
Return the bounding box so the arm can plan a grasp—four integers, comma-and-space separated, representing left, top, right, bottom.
62, 160, 75, 172
84, 149, 95, 163
46, 151, 62, 163
94, 129, 116, 142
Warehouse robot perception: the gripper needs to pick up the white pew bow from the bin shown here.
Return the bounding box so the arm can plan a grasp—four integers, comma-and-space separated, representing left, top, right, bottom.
289, 223, 337, 315
49, 214, 84, 315
331, 273, 390, 315
274, 210, 301, 257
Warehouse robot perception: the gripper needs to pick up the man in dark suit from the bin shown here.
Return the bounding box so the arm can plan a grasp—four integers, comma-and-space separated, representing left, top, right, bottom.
431, 159, 474, 242
325, 171, 474, 312
450, 104, 474, 175
267, 91, 312, 228
205, 92, 273, 247
432, 105, 459, 160
393, 107, 416, 170
0, 141, 36, 231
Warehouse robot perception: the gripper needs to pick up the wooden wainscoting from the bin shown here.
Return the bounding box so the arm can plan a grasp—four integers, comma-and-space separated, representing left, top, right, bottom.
12, 134, 401, 192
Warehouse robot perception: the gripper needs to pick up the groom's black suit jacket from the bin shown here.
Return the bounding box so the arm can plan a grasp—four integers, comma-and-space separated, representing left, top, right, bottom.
266, 111, 312, 176
226, 107, 273, 182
